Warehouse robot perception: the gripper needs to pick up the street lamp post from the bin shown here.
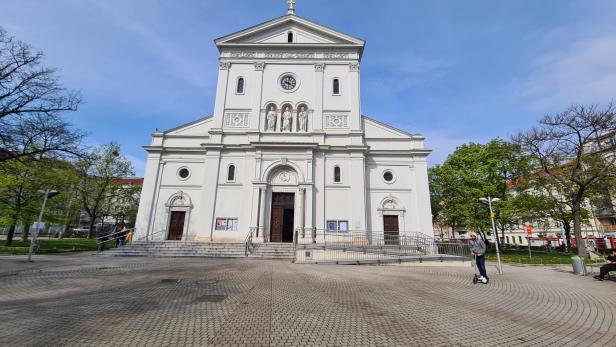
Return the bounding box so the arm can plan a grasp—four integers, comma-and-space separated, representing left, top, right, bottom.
28, 189, 60, 262
479, 196, 503, 274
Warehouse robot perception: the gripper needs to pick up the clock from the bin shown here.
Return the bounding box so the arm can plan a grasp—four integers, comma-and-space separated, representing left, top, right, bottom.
280, 75, 297, 91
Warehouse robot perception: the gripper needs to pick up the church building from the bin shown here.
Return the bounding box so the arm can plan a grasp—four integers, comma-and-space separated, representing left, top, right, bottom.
134, 2, 433, 244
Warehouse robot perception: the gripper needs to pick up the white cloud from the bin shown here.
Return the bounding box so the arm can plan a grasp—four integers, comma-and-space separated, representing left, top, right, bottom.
516, 31, 616, 110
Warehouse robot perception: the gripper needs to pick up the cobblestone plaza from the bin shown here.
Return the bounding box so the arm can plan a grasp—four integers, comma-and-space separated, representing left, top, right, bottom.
1, 254, 615, 346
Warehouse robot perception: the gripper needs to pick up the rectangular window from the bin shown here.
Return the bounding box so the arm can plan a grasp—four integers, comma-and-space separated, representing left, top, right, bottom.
215, 218, 237, 231
519, 236, 523, 243
327, 220, 349, 233
506, 236, 510, 243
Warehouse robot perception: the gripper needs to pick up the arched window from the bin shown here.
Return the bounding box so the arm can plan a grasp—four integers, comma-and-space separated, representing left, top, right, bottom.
287, 32, 293, 43
333, 78, 340, 95
334, 166, 341, 183
236, 77, 245, 94
227, 164, 236, 182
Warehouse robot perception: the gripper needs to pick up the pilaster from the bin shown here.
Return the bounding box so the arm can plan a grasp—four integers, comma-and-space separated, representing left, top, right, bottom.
201, 146, 223, 241
313, 63, 325, 132
252, 62, 265, 130
349, 61, 361, 131
213, 61, 231, 129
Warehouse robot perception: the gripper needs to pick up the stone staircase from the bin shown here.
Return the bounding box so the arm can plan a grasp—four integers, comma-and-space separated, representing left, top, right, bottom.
101, 241, 295, 259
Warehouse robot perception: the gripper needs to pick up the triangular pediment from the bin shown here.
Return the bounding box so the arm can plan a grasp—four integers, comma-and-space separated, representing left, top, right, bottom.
165, 116, 213, 136
215, 15, 364, 47
362, 116, 417, 139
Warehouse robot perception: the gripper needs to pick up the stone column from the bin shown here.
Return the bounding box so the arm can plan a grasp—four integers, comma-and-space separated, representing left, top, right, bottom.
258, 187, 267, 242
249, 185, 260, 239
296, 187, 305, 242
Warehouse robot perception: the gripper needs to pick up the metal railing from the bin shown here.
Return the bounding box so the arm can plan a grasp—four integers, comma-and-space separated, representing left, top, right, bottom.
96, 228, 134, 245
294, 230, 470, 264
244, 230, 254, 256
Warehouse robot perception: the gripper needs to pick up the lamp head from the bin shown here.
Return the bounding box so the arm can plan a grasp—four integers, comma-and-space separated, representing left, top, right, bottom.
491, 198, 501, 203
478, 197, 489, 204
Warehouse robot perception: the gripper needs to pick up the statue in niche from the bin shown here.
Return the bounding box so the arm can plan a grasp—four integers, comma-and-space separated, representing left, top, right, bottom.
281, 106, 292, 132
298, 106, 308, 132
266, 105, 277, 131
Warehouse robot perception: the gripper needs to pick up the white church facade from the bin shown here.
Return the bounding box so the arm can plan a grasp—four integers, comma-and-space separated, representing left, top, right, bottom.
134, 3, 433, 244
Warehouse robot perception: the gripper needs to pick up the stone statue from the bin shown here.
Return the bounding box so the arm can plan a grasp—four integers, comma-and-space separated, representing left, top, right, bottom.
298, 106, 308, 131
281, 106, 292, 132
266, 105, 277, 131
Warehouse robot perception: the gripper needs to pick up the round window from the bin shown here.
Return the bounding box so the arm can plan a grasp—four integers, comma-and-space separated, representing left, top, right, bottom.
383, 171, 394, 183
178, 168, 190, 179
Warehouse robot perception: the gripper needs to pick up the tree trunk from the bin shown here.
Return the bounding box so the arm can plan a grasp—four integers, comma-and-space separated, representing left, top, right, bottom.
87, 218, 96, 239
22, 223, 30, 241
4, 222, 17, 246
562, 222, 572, 251
572, 204, 587, 258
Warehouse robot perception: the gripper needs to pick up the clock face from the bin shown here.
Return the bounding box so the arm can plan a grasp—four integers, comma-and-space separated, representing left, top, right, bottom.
280, 75, 297, 90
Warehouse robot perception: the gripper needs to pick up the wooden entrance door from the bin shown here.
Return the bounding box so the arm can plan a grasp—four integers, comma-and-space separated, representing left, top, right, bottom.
270, 193, 294, 243
383, 215, 399, 245
168, 211, 185, 240
270, 207, 284, 242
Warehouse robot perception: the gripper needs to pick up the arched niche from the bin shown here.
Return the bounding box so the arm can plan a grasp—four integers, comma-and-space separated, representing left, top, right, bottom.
296, 102, 310, 132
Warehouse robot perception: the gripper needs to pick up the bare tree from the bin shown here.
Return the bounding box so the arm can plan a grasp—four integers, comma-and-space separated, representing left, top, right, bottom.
0, 27, 83, 162
513, 103, 616, 258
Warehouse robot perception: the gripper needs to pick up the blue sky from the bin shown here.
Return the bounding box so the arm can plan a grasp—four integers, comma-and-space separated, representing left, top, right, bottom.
2, 0, 616, 176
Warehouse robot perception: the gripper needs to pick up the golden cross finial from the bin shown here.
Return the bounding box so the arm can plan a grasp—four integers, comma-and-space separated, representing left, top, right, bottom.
287, 0, 296, 15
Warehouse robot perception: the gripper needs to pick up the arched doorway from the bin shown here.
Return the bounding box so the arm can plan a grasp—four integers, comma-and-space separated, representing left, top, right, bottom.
270, 192, 295, 242
164, 191, 193, 241
266, 166, 299, 243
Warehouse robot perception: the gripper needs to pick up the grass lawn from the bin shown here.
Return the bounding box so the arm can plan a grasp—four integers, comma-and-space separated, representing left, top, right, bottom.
0, 238, 116, 255
485, 248, 603, 265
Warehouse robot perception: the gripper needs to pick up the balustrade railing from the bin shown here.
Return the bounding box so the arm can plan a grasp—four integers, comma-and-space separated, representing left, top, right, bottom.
294, 230, 470, 263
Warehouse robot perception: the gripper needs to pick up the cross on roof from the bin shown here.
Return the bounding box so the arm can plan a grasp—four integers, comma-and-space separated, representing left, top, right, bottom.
287, 0, 296, 15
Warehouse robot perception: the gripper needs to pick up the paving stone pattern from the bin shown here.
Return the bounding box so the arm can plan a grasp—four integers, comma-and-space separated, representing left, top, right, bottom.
0, 254, 615, 346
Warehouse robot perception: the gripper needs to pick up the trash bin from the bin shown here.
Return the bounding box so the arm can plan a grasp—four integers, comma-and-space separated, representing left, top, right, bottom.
571, 256, 586, 275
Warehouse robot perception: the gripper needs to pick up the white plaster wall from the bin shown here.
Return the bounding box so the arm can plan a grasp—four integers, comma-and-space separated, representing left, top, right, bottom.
225, 63, 255, 110
323, 64, 352, 111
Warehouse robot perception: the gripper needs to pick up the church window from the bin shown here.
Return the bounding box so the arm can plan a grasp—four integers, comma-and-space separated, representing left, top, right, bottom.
178, 167, 190, 180
287, 31, 293, 43
236, 77, 245, 94
333, 78, 340, 95
334, 166, 341, 183
227, 164, 236, 182
383, 170, 395, 183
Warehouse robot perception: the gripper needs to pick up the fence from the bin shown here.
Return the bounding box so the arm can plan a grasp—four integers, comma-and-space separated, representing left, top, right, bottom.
294, 230, 470, 264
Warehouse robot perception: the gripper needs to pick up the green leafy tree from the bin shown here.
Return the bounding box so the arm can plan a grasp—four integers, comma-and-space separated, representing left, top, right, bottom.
0, 158, 77, 245
429, 139, 532, 244
75, 142, 134, 239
